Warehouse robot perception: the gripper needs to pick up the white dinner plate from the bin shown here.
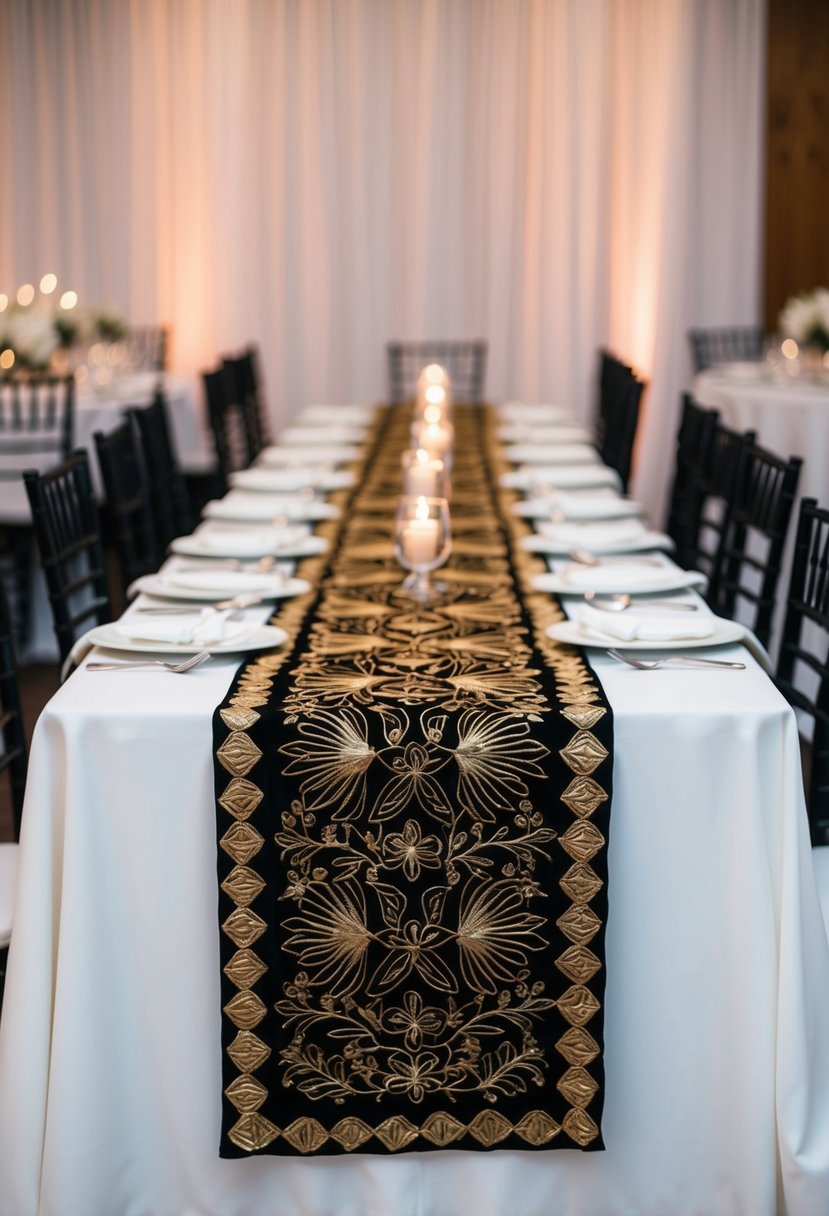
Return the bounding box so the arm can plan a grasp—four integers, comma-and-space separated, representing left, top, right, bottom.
512, 496, 642, 521
230, 467, 355, 493
497, 403, 575, 423
521, 529, 673, 555
299, 405, 375, 425
86, 623, 289, 656
546, 618, 746, 651
534, 567, 708, 596
500, 465, 621, 491
498, 425, 594, 444
133, 572, 311, 601
276, 426, 368, 445
203, 495, 340, 523
170, 533, 329, 560
258, 444, 362, 467
503, 444, 600, 465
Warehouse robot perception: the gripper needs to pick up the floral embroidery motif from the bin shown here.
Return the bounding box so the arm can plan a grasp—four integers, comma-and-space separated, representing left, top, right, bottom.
214, 404, 612, 1156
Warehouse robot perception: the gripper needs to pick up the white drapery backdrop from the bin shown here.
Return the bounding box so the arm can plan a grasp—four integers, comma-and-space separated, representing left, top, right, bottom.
0, 0, 765, 520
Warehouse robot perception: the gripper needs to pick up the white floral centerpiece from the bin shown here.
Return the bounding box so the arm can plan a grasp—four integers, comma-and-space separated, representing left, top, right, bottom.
0, 276, 126, 373
778, 287, 829, 354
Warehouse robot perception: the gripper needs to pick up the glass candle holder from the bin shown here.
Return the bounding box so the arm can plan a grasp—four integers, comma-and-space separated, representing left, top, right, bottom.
394, 495, 452, 602
412, 417, 455, 470
401, 448, 447, 499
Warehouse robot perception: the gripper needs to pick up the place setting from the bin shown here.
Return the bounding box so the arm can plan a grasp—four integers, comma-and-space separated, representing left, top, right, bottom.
500, 462, 623, 491
130, 565, 312, 603
202, 490, 341, 522
512, 489, 644, 521
83, 608, 288, 661
520, 516, 673, 555
257, 442, 363, 466
169, 521, 329, 560
229, 466, 356, 493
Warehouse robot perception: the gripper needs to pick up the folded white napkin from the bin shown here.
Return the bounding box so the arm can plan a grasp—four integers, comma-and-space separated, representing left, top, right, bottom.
196, 526, 308, 556
277, 426, 367, 446
557, 564, 674, 591
115, 608, 249, 646
165, 569, 288, 594
535, 519, 647, 547
231, 468, 354, 493
512, 493, 641, 521
204, 494, 339, 522
260, 445, 362, 466
498, 425, 593, 444
500, 465, 622, 491
576, 604, 717, 643
504, 444, 599, 465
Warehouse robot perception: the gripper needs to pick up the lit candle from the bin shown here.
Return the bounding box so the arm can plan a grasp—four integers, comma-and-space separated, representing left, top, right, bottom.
403, 448, 444, 498
417, 419, 454, 459
417, 363, 452, 393
402, 497, 440, 566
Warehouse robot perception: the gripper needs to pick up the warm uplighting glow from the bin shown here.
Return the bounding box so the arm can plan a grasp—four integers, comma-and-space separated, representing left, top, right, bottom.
17, 283, 35, 306
59, 290, 78, 309
0, 294, 7, 313
40, 273, 58, 294
781, 338, 799, 360
0, 349, 15, 370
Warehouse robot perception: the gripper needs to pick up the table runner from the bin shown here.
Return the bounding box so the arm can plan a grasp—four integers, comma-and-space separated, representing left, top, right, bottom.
213, 404, 613, 1156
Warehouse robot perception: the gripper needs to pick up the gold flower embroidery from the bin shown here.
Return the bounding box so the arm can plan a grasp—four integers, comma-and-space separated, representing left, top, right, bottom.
283, 881, 372, 996
454, 708, 550, 816
385, 1051, 443, 1102
456, 880, 548, 994
385, 991, 443, 1048
382, 819, 443, 881
280, 707, 375, 818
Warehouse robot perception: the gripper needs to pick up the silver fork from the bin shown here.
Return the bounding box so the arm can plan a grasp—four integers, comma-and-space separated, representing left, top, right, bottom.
86, 650, 214, 673
606, 648, 745, 671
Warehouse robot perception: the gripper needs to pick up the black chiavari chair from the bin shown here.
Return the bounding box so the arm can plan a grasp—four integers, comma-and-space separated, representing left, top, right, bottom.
387, 340, 488, 403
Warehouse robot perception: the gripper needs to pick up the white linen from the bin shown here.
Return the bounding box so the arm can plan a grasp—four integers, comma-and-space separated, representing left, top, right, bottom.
574, 603, 718, 643
258, 445, 362, 467
1, 612, 828, 1216
276, 425, 368, 446
497, 425, 593, 444
534, 564, 706, 594
163, 569, 290, 595
203, 493, 340, 522
230, 467, 355, 493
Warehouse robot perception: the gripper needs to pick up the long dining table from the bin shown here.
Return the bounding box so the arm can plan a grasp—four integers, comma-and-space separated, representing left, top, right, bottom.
0, 399, 828, 1216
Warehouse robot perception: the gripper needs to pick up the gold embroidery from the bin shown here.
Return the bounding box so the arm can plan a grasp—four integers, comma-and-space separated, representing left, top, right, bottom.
223, 989, 268, 1030
215, 404, 612, 1153
227, 1113, 280, 1152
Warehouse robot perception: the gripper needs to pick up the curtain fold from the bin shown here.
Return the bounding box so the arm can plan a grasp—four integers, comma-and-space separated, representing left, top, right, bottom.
0, 0, 765, 521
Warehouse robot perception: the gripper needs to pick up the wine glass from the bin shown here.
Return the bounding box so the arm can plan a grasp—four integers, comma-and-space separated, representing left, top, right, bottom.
394, 496, 452, 602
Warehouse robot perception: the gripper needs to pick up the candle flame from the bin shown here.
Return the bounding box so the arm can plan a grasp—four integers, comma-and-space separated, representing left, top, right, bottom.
415, 448, 430, 463
415, 496, 430, 520
424, 384, 446, 405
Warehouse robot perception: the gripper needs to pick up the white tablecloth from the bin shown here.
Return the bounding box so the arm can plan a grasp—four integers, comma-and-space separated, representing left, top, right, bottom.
693, 366, 829, 663
1, 464, 829, 1215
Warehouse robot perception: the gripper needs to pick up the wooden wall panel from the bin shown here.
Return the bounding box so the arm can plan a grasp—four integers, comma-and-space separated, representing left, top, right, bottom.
764, 0, 829, 332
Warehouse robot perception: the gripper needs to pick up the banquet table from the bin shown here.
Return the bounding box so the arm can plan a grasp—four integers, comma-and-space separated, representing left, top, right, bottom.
693, 364, 829, 662
1, 403, 828, 1216
0, 371, 215, 663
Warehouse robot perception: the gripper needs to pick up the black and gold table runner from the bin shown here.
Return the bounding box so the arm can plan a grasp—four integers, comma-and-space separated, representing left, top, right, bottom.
213, 404, 613, 1156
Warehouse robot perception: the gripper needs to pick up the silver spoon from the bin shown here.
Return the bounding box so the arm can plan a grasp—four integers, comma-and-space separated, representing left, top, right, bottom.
584, 591, 698, 613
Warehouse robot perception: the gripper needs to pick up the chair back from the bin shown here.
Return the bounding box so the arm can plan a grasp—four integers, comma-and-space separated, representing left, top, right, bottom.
684, 421, 751, 594
664, 395, 720, 568
387, 340, 488, 403
0, 580, 27, 840
689, 325, 764, 373
222, 346, 270, 461
776, 497, 829, 844
94, 419, 161, 591
130, 390, 193, 546
0, 375, 75, 479
709, 439, 802, 649
125, 325, 169, 372
203, 366, 255, 490
595, 350, 644, 493
23, 450, 112, 663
